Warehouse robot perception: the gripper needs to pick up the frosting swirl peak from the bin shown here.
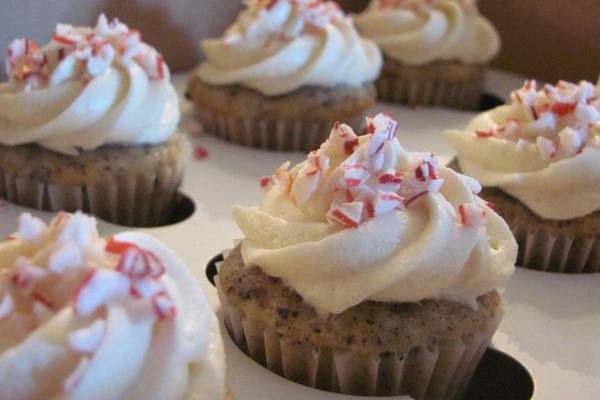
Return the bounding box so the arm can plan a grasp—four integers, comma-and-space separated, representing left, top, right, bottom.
197, 0, 382, 95
353, 0, 500, 66
235, 113, 516, 314
446, 79, 600, 220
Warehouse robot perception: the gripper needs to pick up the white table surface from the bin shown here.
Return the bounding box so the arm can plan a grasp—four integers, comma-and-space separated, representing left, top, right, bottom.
0, 69, 598, 399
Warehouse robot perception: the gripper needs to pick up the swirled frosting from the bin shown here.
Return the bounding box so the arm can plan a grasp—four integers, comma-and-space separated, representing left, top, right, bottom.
0, 212, 225, 400
0, 14, 180, 156
353, 0, 500, 66
196, 0, 382, 96
446, 79, 600, 220
234, 113, 516, 314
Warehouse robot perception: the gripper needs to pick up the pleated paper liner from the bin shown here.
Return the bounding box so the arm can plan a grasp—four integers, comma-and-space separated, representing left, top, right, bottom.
206, 252, 532, 400
0, 167, 189, 227
508, 214, 599, 273
196, 109, 364, 152
0, 133, 192, 227
376, 61, 485, 110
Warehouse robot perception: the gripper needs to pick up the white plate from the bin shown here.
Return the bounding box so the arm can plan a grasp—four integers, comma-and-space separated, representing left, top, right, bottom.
1, 69, 598, 399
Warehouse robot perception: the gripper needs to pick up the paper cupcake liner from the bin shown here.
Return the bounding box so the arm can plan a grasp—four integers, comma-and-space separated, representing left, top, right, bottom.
376, 71, 483, 110
0, 166, 184, 227
507, 215, 600, 273
197, 109, 364, 152
215, 273, 503, 399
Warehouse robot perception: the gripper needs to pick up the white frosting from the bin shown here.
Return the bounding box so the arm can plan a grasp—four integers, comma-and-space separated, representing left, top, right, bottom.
0, 212, 225, 400
446, 79, 600, 220
197, 0, 382, 96
0, 15, 180, 156
353, 0, 500, 66
235, 114, 516, 314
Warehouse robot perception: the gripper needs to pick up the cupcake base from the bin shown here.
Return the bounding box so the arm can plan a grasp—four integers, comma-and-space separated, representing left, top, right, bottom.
480, 187, 600, 273
216, 246, 504, 399
0, 132, 191, 227
187, 75, 376, 152
377, 58, 485, 110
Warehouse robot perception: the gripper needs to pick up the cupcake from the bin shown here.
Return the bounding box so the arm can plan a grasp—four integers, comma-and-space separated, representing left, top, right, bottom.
188, 0, 382, 151
0, 211, 226, 399
216, 113, 516, 397
0, 15, 189, 226
353, 0, 500, 109
446, 79, 600, 273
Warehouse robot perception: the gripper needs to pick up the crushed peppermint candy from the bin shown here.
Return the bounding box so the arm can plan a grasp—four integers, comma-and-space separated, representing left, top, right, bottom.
68, 319, 107, 354
194, 145, 209, 160
4, 14, 169, 90
224, 0, 344, 47
474, 79, 600, 161
0, 212, 181, 393
458, 203, 486, 228
259, 113, 489, 229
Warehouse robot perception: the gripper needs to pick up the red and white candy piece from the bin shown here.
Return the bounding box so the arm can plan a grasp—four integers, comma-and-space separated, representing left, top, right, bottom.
496, 118, 520, 138
152, 292, 176, 320
333, 184, 375, 207
85, 42, 115, 77
558, 127, 585, 157
260, 176, 273, 190
118, 29, 143, 59
343, 163, 369, 187
378, 169, 403, 192
407, 157, 444, 194
371, 191, 403, 218
575, 101, 600, 125
303, 1, 343, 28
414, 158, 438, 182
69, 319, 107, 354
458, 203, 487, 228
292, 152, 330, 204
551, 101, 577, 117
515, 138, 529, 151
11, 258, 48, 294
307, 151, 330, 174
18, 213, 47, 242
475, 129, 494, 139
260, 162, 291, 192
511, 80, 538, 109
6, 38, 39, 59
536, 136, 556, 160
73, 269, 130, 316
48, 242, 85, 274
117, 246, 165, 280
273, 161, 293, 193
135, 47, 166, 80
105, 237, 137, 254
130, 277, 163, 299
327, 202, 363, 228
329, 122, 359, 154
365, 113, 398, 156
521, 111, 557, 138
